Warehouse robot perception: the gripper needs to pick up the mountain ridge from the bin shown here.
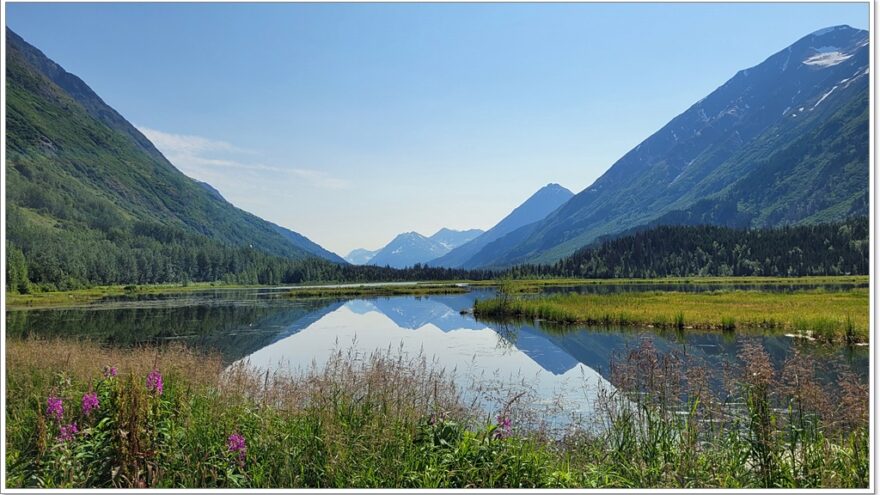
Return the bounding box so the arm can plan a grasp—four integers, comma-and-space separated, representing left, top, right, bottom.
428, 183, 574, 268
470, 25, 869, 267
6, 28, 346, 289
361, 228, 484, 268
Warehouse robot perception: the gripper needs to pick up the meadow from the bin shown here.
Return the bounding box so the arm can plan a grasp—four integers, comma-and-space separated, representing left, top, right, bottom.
5, 337, 868, 488
474, 287, 869, 343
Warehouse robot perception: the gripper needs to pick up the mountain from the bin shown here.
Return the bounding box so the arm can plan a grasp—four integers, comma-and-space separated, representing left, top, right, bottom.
5, 28, 343, 288
197, 181, 347, 264
472, 25, 869, 267
356, 228, 484, 268
429, 228, 484, 251
366, 232, 449, 269
268, 223, 347, 264
429, 183, 574, 268
344, 248, 380, 265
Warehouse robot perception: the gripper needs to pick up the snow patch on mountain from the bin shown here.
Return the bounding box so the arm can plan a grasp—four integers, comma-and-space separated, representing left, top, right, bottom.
803, 51, 852, 67
812, 86, 838, 110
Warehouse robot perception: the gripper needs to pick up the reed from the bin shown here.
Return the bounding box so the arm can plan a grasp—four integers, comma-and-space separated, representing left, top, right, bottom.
473, 289, 868, 343
5, 337, 868, 488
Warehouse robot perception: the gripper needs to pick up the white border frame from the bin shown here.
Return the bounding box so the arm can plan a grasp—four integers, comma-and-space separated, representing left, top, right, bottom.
0, 1, 874, 493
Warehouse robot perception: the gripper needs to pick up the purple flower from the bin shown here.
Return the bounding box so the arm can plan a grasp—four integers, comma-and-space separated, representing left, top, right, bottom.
81, 392, 99, 416
146, 369, 163, 395
227, 432, 247, 461
57, 422, 78, 442
46, 396, 63, 422
494, 414, 512, 439
103, 366, 118, 378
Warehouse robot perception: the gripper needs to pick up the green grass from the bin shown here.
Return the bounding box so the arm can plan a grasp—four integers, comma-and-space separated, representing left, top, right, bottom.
467, 275, 868, 289
6, 275, 866, 310
473, 288, 869, 343
4, 281, 261, 309
5, 338, 867, 488
286, 284, 470, 298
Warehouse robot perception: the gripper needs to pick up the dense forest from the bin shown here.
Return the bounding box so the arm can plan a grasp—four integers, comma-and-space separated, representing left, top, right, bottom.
510, 216, 869, 279
6, 216, 868, 293
5, 208, 495, 292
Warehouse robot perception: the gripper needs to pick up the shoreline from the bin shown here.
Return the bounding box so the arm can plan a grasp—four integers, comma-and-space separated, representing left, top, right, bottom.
4, 275, 868, 310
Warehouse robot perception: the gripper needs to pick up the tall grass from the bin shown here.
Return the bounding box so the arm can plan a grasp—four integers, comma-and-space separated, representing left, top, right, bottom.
473, 289, 869, 342
5, 338, 868, 488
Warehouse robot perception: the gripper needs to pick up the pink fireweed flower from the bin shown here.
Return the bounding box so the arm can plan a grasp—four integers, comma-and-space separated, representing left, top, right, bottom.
46, 396, 63, 422
146, 369, 163, 395
58, 422, 78, 442
81, 392, 99, 416
103, 365, 118, 378
494, 415, 512, 439
227, 432, 247, 461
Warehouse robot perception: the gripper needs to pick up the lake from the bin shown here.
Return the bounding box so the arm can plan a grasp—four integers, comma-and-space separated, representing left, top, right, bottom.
6, 284, 868, 428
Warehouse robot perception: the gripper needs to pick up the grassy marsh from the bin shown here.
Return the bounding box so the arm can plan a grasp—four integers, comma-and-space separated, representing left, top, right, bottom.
473, 288, 869, 343
4, 275, 866, 310
4, 282, 260, 309
286, 284, 469, 298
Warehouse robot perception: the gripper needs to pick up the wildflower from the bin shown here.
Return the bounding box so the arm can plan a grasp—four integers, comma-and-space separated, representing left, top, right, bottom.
428, 411, 448, 426
227, 432, 247, 462
81, 392, 99, 416
146, 369, 163, 395
46, 396, 63, 422
494, 414, 512, 439
103, 365, 118, 378
57, 422, 78, 442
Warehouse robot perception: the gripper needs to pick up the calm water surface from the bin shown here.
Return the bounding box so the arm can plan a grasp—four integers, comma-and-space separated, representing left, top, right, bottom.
7, 284, 868, 421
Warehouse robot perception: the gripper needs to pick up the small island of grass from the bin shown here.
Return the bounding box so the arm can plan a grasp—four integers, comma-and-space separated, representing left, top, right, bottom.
473, 288, 869, 343
286, 283, 470, 298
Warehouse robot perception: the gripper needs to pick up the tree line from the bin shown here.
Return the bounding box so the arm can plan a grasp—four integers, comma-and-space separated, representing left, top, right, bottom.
513, 216, 868, 279
5, 213, 868, 293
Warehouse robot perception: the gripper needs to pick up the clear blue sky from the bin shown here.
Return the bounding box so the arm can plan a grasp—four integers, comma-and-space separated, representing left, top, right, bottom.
5, 3, 869, 254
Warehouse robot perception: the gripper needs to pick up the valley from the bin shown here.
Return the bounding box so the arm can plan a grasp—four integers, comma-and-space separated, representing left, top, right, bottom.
2, 12, 871, 490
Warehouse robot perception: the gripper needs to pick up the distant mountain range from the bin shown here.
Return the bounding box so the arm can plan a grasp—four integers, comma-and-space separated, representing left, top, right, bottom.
350, 228, 484, 268
6, 28, 345, 288
467, 25, 869, 267
5, 24, 869, 283
428, 183, 574, 268
343, 248, 381, 265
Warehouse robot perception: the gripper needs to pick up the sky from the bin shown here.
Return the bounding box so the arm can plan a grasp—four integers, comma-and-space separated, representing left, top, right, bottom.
5, 3, 870, 255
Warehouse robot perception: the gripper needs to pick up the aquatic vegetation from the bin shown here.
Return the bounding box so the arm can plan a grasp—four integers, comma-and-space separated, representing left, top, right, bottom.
474, 288, 869, 343
721, 316, 736, 331
286, 284, 469, 298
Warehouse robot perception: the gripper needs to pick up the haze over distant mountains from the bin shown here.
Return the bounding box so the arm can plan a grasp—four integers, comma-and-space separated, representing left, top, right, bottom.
343, 248, 381, 265
349, 228, 484, 268
468, 25, 869, 267
4, 24, 869, 283
428, 183, 574, 268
